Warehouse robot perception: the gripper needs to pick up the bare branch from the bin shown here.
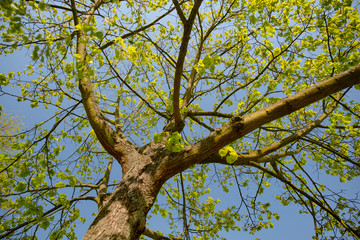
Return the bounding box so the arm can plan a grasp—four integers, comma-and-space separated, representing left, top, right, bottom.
301, 137, 360, 168
96, 157, 113, 210
26, 0, 86, 14
188, 115, 215, 132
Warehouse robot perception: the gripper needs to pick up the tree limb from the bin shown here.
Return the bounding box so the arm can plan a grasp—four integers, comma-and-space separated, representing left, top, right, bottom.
75, 0, 135, 171
164, 63, 360, 177
233, 94, 340, 163
96, 157, 113, 210
187, 110, 232, 118
172, 0, 203, 132
172, 0, 187, 24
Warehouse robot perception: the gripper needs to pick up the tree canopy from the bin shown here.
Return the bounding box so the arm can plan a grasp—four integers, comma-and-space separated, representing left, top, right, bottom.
0, 0, 360, 239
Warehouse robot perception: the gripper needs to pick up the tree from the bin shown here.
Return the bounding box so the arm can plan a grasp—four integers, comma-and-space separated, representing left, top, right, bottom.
0, 0, 360, 239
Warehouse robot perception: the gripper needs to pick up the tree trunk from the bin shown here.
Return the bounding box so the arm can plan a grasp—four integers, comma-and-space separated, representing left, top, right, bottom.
82, 154, 165, 240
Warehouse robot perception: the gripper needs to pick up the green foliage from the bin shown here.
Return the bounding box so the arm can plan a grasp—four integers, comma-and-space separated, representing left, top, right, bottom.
219, 146, 238, 164
165, 132, 184, 152
194, 54, 221, 76
1, 0, 360, 239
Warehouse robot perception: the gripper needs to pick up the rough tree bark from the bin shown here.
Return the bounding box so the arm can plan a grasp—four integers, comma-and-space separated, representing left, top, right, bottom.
82, 147, 167, 240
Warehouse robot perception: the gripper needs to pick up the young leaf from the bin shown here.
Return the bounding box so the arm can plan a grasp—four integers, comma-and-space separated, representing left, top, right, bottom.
14, 182, 27, 192
219, 148, 228, 157
226, 151, 238, 164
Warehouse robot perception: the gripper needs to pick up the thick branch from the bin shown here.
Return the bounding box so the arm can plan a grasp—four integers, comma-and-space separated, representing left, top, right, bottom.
70, 0, 79, 26
231, 94, 340, 163
75, 0, 134, 172
163, 64, 360, 177
172, 0, 187, 24
197, 64, 360, 157
172, 0, 203, 131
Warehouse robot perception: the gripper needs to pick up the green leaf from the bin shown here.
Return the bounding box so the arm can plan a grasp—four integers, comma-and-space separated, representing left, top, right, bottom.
263, 182, 271, 188
39, 218, 50, 230
165, 132, 184, 152
340, 175, 347, 183
55, 182, 66, 188
114, 37, 125, 47
127, 46, 137, 63
31, 46, 40, 61
0, 74, 8, 86
219, 146, 238, 164
56, 172, 67, 180
98, 54, 104, 67
82, 24, 95, 33
249, 15, 257, 24
38, 1, 47, 11
14, 182, 27, 192
19, 167, 30, 178
93, 31, 104, 40
226, 151, 238, 164
219, 148, 228, 157
57, 194, 70, 208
